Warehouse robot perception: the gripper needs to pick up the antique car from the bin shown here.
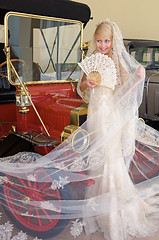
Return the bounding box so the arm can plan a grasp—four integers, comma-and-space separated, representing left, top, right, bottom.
124, 39, 159, 126
0, 0, 91, 156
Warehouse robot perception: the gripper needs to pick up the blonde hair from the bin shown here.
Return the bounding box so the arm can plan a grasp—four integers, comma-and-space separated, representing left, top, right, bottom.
94, 22, 113, 41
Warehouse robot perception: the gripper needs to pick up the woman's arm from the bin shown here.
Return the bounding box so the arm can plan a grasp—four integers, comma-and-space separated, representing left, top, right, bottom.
119, 63, 145, 86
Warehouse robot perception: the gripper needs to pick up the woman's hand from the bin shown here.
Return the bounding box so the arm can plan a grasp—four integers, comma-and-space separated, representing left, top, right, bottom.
85, 79, 97, 88
80, 74, 96, 91
136, 65, 145, 80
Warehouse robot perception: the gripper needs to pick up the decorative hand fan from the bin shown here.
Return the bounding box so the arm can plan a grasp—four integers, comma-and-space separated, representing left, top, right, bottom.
78, 52, 117, 90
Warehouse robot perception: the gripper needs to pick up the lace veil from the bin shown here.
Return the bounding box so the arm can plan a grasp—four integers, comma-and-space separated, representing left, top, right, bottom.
0, 19, 159, 239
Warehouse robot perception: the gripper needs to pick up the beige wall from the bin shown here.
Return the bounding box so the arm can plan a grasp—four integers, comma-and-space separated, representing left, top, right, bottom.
75, 0, 159, 42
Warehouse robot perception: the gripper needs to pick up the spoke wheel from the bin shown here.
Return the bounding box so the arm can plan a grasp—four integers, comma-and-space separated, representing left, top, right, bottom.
130, 141, 159, 183
3, 168, 71, 238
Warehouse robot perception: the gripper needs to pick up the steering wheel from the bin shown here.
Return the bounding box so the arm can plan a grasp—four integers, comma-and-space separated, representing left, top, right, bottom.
0, 59, 25, 78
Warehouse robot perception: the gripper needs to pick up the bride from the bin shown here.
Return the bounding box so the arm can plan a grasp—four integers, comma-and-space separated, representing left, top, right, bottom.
1, 19, 159, 240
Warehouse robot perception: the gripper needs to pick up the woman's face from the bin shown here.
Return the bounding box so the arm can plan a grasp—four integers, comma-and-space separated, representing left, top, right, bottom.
95, 35, 112, 56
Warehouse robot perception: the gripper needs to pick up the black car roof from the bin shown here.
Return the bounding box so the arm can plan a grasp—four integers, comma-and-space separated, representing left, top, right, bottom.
0, 0, 91, 25
124, 39, 159, 48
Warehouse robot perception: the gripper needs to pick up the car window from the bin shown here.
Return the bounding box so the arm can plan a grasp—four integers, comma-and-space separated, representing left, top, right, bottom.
154, 48, 159, 64
5, 13, 83, 84
130, 47, 159, 68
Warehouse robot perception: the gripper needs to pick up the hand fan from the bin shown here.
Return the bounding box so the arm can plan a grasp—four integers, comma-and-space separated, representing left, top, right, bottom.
78, 52, 117, 90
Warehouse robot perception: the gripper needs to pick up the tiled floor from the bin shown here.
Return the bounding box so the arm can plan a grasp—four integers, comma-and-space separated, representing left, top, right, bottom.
1, 203, 159, 240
